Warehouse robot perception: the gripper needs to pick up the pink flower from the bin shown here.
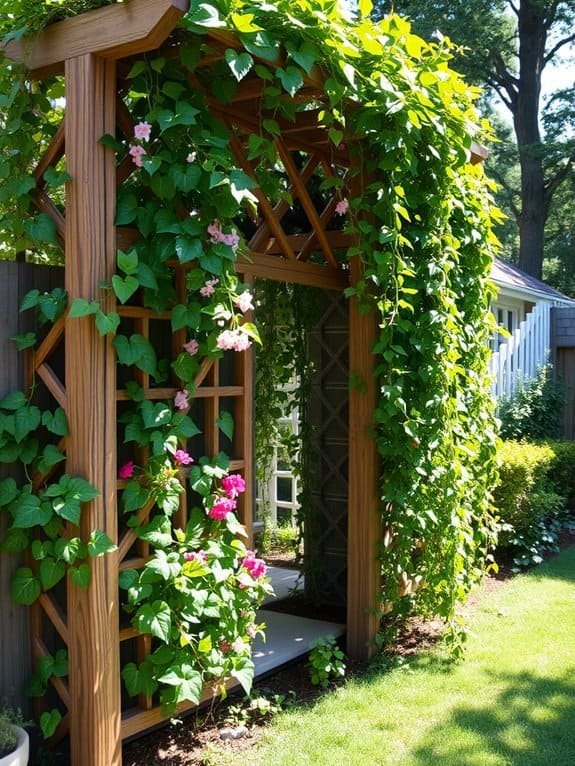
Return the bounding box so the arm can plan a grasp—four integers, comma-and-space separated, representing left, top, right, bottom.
335, 198, 349, 215
232, 637, 247, 654
246, 624, 257, 639
174, 389, 189, 411
134, 121, 151, 142
118, 461, 135, 480
216, 328, 252, 352
222, 229, 240, 250
184, 550, 207, 563
235, 291, 254, 313
209, 497, 237, 520
183, 339, 199, 355
200, 278, 219, 298
221, 474, 246, 499
186, 152, 196, 164
174, 449, 193, 465
129, 144, 146, 168
242, 551, 267, 579
207, 220, 222, 243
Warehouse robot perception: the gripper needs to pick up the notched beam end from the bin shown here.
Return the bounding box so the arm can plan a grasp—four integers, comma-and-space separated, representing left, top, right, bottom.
2, 0, 190, 76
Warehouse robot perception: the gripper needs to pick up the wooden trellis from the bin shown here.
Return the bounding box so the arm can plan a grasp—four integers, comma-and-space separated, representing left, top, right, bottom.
2, 1, 462, 762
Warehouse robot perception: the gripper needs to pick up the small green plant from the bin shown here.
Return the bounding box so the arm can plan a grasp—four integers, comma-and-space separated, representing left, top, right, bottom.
268, 524, 299, 555
0, 702, 30, 758
307, 636, 346, 688
224, 689, 294, 727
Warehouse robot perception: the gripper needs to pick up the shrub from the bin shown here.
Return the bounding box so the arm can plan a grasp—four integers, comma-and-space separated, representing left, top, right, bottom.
498, 364, 564, 440
493, 440, 567, 569
545, 441, 575, 509
306, 636, 346, 688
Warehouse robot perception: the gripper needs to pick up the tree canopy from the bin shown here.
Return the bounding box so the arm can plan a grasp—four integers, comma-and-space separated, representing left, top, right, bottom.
377, 0, 575, 281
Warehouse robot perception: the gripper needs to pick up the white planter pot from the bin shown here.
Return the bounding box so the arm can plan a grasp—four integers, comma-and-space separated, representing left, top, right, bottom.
0, 726, 29, 766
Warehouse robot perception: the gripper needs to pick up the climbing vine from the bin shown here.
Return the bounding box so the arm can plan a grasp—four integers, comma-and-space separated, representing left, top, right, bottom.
0, 0, 502, 721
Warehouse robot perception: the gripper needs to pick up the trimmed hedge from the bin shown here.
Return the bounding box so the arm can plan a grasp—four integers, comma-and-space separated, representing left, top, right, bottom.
493, 440, 574, 569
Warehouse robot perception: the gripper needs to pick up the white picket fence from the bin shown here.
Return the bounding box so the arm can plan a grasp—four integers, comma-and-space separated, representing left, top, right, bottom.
489, 302, 551, 398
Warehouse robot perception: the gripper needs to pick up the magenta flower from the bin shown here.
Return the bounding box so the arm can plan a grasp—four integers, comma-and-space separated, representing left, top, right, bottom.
222, 229, 240, 250
128, 144, 146, 168
134, 121, 151, 142
209, 497, 237, 520
174, 389, 189, 411
174, 449, 193, 466
118, 461, 135, 480
221, 474, 246, 499
242, 551, 267, 579
183, 338, 199, 355
335, 198, 349, 215
235, 291, 254, 313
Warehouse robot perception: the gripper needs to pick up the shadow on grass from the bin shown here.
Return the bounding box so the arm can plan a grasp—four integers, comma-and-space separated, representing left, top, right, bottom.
411, 667, 575, 766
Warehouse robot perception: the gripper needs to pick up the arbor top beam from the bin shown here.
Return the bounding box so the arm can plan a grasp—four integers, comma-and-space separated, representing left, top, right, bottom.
3, 0, 190, 77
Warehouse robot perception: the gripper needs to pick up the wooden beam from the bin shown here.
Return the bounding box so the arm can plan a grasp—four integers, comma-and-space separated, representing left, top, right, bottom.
236, 251, 349, 290
4, 0, 189, 77
65, 54, 121, 766
347, 254, 381, 661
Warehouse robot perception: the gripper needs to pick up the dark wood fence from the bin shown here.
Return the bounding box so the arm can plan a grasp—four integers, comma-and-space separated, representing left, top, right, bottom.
0, 261, 62, 708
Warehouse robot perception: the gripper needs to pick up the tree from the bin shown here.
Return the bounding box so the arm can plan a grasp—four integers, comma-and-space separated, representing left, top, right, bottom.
376, 0, 575, 279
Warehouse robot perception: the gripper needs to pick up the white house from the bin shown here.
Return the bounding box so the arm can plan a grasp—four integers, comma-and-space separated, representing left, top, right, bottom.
490, 258, 575, 397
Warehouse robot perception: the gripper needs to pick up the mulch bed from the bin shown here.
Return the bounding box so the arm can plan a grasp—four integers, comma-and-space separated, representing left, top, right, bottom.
120, 530, 574, 765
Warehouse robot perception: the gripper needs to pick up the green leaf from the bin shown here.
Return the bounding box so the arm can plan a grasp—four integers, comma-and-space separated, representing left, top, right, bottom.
24, 213, 58, 244
20, 290, 40, 313
52, 497, 81, 525
216, 411, 234, 441
14, 405, 41, 443
231, 658, 255, 695
42, 407, 69, 436
70, 563, 91, 589
171, 303, 201, 331
98, 133, 124, 151
39, 558, 66, 591
11, 567, 41, 604
118, 249, 139, 275
11, 332, 37, 350
68, 298, 100, 318
0, 477, 18, 506
122, 480, 151, 513
112, 274, 139, 304
87, 529, 117, 557
36, 444, 66, 474
199, 252, 223, 275
136, 515, 173, 548
95, 310, 120, 336
12, 493, 52, 528
286, 40, 318, 75
61, 475, 100, 503
170, 164, 202, 193
135, 600, 172, 642
277, 66, 304, 96
225, 49, 254, 82
231, 12, 262, 33
0, 527, 29, 553
54, 536, 85, 565
43, 167, 71, 187
175, 235, 203, 264
122, 660, 158, 698
0, 391, 27, 410
115, 192, 138, 225
40, 708, 62, 739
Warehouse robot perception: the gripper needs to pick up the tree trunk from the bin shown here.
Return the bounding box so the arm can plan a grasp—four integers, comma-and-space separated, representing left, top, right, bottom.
515, 0, 547, 279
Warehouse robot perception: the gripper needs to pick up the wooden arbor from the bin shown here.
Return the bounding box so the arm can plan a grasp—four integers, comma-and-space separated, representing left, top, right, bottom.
5, 2, 383, 763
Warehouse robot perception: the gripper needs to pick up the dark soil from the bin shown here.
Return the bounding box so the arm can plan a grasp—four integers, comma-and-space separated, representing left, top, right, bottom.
119, 531, 575, 765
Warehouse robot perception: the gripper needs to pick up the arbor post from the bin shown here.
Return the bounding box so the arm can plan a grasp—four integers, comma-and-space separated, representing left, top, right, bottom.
347, 256, 381, 660
65, 53, 121, 766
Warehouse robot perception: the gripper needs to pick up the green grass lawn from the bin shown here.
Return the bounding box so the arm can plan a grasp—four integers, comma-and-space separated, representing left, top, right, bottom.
206, 546, 575, 766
